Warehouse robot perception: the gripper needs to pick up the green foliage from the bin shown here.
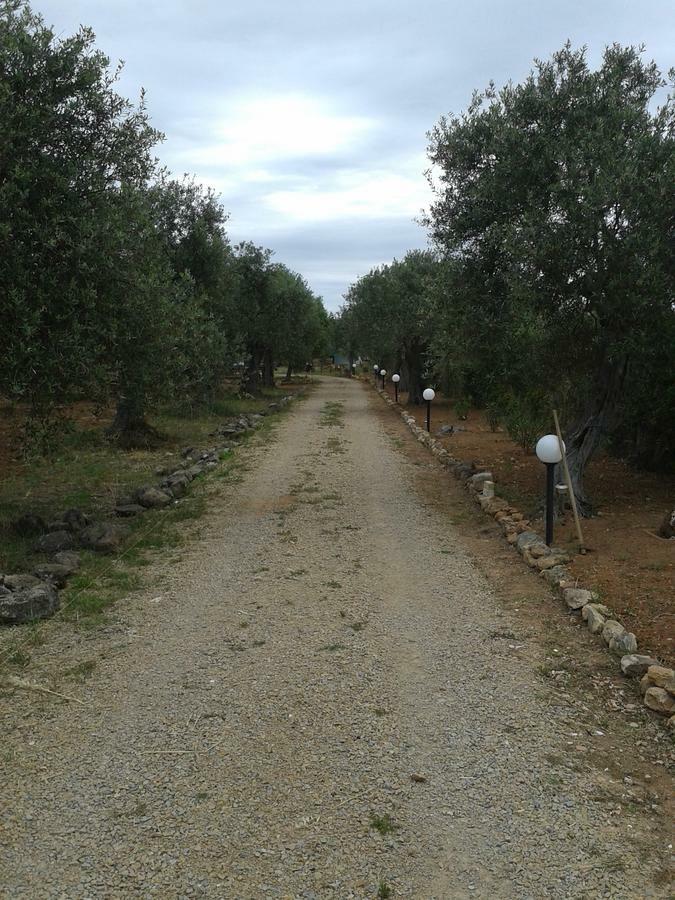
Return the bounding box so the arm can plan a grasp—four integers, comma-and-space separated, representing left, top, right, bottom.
341, 251, 439, 403
0, 2, 326, 448
426, 43, 674, 484
502, 395, 551, 452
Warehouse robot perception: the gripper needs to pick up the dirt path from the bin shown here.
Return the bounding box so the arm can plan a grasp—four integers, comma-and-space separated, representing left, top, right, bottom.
1, 378, 671, 899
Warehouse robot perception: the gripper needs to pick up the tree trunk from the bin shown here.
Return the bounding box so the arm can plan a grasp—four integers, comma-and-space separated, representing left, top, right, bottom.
404, 343, 424, 405
243, 350, 262, 394
558, 357, 628, 516
347, 352, 354, 376
262, 348, 275, 388
284, 363, 293, 382
106, 394, 161, 449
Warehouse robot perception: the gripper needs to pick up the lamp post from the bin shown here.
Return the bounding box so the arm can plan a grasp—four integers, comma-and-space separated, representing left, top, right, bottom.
392, 373, 400, 403
380, 368, 387, 390
373, 364, 379, 385
423, 388, 435, 432
535, 434, 565, 546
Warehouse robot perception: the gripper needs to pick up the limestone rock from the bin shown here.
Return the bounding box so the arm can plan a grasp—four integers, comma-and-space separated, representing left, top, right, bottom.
582, 602, 611, 620
54, 551, 81, 573
609, 631, 638, 655
620, 655, 660, 677
667, 715, 675, 730
585, 605, 608, 634
34, 530, 75, 554
31, 563, 71, 588
640, 674, 650, 695
62, 508, 89, 533
563, 588, 594, 610
516, 532, 544, 553
135, 486, 172, 509
468, 472, 493, 490
4, 573, 43, 591
540, 566, 570, 587
0, 584, 59, 625
166, 478, 188, 498
483, 498, 510, 515
79, 522, 123, 554
644, 687, 675, 716
115, 504, 145, 518
646, 666, 675, 690
602, 620, 625, 646
536, 553, 570, 571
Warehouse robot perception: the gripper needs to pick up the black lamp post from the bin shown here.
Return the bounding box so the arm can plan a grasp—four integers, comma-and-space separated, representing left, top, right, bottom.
392, 373, 400, 403
380, 368, 387, 390
423, 388, 435, 432
373, 364, 379, 385
535, 434, 565, 546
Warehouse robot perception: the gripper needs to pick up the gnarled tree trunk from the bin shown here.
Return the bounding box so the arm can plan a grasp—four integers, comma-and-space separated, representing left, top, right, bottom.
243, 349, 262, 394
558, 356, 628, 516
404, 340, 424, 405
262, 347, 275, 388
107, 394, 161, 449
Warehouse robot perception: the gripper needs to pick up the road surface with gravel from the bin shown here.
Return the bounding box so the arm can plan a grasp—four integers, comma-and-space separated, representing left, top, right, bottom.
0, 377, 671, 898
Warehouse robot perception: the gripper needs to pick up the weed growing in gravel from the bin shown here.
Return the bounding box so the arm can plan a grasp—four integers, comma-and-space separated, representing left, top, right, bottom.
319, 401, 344, 427
325, 436, 345, 454
6, 648, 31, 668
370, 813, 397, 835
325, 580, 342, 589
377, 879, 392, 899
374, 707, 387, 717
349, 621, 366, 632
319, 643, 346, 652
63, 659, 97, 681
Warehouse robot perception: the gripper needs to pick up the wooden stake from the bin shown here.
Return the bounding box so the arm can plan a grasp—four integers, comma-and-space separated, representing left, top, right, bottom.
552, 409, 586, 554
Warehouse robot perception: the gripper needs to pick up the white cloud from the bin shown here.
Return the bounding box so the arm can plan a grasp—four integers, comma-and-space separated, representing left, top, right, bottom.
263, 164, 429, 222
182, 93, 374, 169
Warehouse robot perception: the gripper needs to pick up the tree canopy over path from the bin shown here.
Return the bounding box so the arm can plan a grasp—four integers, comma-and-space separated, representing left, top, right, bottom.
1, 378, 671, 898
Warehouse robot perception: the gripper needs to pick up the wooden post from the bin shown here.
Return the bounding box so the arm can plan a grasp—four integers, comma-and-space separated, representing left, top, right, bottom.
552, 409, 586, 554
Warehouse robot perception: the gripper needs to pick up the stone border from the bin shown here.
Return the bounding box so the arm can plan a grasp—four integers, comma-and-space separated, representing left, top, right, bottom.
0, 394, 301, 629
372, 382, 675, 727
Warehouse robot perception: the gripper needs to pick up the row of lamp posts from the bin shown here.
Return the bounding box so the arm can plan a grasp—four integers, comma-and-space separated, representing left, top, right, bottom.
373, 365, 436, 431
372, 363, 566, 548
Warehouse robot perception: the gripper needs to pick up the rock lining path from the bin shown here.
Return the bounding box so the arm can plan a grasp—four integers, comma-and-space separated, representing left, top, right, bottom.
0, 377, 671, 898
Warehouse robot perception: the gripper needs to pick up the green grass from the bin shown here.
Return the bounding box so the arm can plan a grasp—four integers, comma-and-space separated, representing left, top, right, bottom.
0, 385, 300, 644
319, 401, 344, 427
319, 642, 346, 652
0, 385, 295, 573
369, 813, 397, 835
377, 879, 392, 899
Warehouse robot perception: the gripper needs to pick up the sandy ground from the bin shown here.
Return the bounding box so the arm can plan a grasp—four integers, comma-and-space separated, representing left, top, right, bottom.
0, 377, 672, 899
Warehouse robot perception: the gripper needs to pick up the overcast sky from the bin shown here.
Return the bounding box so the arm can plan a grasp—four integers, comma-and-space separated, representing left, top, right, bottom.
37, 0, 673, 311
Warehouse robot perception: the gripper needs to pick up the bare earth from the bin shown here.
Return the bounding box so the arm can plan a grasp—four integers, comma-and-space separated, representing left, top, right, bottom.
1, 377, 672, 899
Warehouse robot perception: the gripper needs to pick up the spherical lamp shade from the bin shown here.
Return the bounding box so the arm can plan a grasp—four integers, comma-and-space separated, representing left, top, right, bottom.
392, 374, 400, 383
373, 364, 379, 372
535, 434, 565, 464
380, 369, 387, 377
422, 388, 435, 402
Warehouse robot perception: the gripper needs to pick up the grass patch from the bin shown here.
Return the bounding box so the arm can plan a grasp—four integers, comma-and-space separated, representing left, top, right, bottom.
369, 813, 397, 835
377, 879, 392, 899
324, 580, 342, 589
319, 401, 344, 427
319, 643, 346, 652
63, 659, 97, 681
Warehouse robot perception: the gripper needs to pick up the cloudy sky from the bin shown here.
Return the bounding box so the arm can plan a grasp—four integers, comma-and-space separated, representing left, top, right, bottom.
37, 0, 673, 311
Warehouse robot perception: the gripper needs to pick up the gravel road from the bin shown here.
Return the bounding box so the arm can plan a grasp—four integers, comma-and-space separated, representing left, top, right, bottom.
1, 377, 671, 899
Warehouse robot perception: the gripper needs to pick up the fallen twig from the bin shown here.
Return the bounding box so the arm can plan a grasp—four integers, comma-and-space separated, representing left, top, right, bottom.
2, 675, 86, 705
